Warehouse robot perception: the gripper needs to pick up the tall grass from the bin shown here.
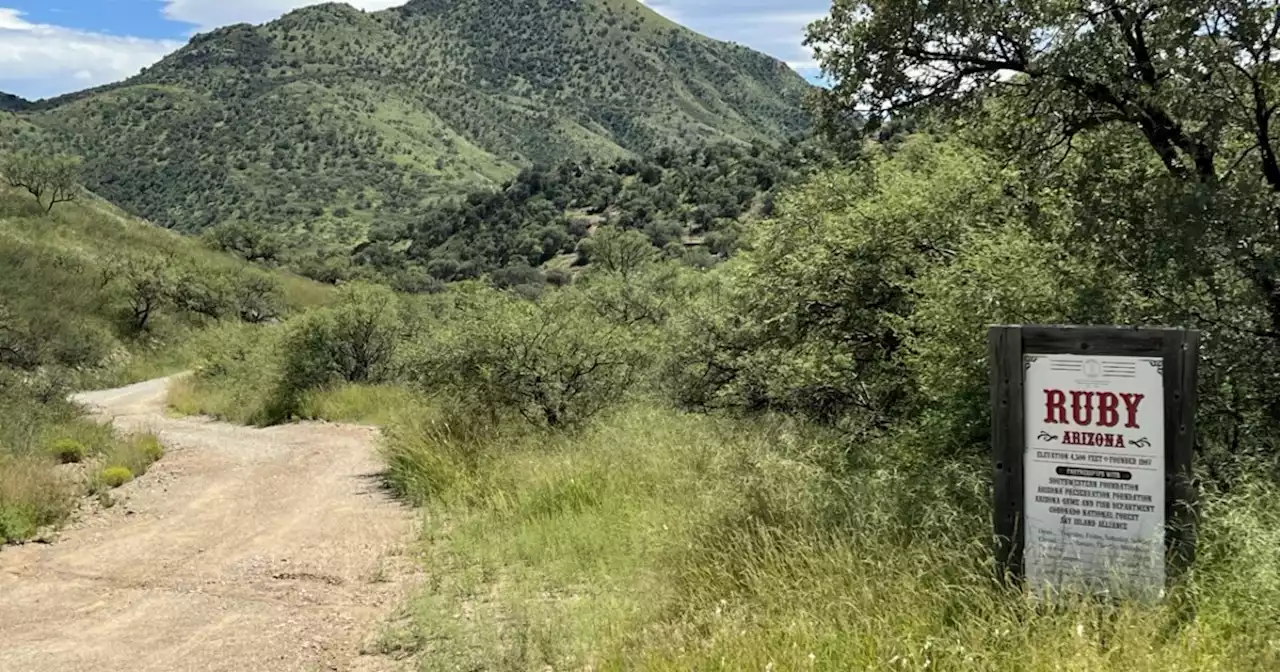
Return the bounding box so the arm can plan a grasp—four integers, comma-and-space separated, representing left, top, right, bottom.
0, 389, 165, 542
373, 401, 1280, 671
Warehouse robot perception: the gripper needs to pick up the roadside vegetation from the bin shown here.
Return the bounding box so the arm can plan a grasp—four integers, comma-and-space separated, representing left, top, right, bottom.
0, 170, 328, 544
176, 135, 1280, 671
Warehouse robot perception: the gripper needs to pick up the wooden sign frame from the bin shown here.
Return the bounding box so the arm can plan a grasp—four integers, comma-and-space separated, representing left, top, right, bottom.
988, 325, 1199, 589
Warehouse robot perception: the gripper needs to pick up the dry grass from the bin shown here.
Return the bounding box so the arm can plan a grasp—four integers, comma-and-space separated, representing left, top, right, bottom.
373, 401, 1280, 671
0, 455, 75, 543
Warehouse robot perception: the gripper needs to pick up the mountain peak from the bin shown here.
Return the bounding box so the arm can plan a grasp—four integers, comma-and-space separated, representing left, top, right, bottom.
21, 0, 810, 233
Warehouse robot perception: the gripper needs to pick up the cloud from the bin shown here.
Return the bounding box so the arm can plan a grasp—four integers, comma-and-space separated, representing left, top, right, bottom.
0, 8, 183, 100
638, 0, 827, 78
162, 0, 409, 32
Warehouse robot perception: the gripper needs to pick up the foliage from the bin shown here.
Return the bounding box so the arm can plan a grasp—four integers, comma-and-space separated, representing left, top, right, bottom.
100, 466, 134, 488
49, 438, 87, 464
809, 1, 1280, 479
280, 282, 404, 390
114, 253, 177, 332
234, 271, 285, 324
809, 0, 1278, 188
137, 435, 165, 463
663, 138, 1020, 425
408, 286, 650, 427
576, 226, 655, 279
201, 220, 283, 263
0, 167, 327, 545
0, 150, 80, 213
378, 138, 827, 286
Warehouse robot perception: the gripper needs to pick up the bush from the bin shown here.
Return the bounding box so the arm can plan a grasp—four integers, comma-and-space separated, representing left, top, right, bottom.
271, 283, 404, 420
408, 286, 650, 428
138, 435, 165, 463
101, 466, 134, 488
49, 438, 87, 464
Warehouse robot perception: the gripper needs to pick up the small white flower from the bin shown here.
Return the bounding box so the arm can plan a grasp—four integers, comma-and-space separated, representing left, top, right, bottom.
1076, 624, 1085, 638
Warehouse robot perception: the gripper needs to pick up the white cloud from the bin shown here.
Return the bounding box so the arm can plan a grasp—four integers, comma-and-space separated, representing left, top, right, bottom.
162, 0, 409, 32
0, 8, 182, 100
635, 1, 826, 78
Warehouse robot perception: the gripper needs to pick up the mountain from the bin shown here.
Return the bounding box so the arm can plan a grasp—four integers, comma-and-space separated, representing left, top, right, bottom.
0, 92, 28, 112
19, 0, 811, 236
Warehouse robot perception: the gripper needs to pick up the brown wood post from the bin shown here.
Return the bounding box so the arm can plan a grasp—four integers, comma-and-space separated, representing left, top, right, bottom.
989, 326, 1024, 584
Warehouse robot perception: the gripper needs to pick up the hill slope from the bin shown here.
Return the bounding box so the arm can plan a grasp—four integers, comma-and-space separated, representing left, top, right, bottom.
0, 93, 28, 112
21, 0, 811, 234
0, 180, 327, 384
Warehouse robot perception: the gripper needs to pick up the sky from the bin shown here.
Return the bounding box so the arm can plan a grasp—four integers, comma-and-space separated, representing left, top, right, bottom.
0, 0, 829, 101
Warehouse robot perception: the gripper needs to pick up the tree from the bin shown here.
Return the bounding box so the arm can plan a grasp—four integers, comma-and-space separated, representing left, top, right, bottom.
1, 151, 80, 213
577, 226, 657, 279
116, 254, 176, 332
201, 220, 283, 263
170, 264, 233, 320
234, 273, 285, 324
808, 2, 1278, 187
809, 0, 1280, 438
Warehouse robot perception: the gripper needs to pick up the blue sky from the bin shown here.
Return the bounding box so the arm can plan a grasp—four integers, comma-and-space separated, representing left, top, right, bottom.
0, 0, 828, 100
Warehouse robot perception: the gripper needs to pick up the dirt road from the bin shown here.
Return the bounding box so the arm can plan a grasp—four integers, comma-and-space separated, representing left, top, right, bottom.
0, 376, 420, 672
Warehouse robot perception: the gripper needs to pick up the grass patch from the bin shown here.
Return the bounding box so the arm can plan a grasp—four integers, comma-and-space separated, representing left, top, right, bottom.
0, 455, 74, 544
296, 384, 430, 425
378, 401, 1280, 671
0, 385, 169, 543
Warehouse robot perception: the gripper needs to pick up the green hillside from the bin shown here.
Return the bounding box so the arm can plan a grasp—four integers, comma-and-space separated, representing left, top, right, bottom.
19, 0, 811, 235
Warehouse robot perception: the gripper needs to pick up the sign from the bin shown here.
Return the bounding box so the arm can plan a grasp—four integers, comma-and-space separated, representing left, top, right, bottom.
1023, 354, 1164, 596
988, 326, 1199, 600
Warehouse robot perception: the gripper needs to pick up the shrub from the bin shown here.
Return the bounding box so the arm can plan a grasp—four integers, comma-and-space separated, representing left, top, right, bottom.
101, 466, 134, 488
272, 283, 404, 420
49, 438, 87, 464
137, 435, 165, 463
408, 287, 649, 428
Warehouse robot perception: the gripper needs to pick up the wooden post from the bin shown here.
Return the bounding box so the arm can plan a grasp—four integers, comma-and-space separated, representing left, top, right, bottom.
988, 325, 1199, 596
989, 326, 1024, 584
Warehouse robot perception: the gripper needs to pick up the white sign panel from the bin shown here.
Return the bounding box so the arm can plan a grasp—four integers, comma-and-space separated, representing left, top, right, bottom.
1023, 354, 1165, 598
